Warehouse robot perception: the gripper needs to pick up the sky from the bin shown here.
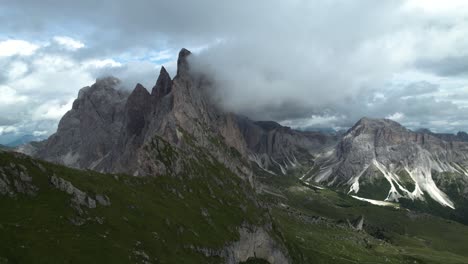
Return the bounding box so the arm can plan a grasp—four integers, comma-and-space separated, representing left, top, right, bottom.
1, 0, 468, 144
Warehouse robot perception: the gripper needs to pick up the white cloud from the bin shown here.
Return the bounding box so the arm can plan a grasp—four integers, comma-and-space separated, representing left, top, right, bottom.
0, 85, 28, 105
0, 39, 38, 57
386, 112, 405, 121
405, 0, 468, 14
83, 59, 122, 68
53, 36, 85, 51
32, 130, 48, 137
32, 99, 75, 121
0, 126, 18, 135
7, 61, 29, 80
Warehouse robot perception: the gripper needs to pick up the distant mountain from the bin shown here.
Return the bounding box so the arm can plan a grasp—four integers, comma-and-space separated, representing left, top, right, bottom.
416, 128, 468, 142
236, 116, 337, 175
304, 117, 468, 222
0, 144, 10, 151
5, 134, 47, 147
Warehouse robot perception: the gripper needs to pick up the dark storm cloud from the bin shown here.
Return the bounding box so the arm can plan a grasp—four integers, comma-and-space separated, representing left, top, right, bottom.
2, 0, 468, 137
417, 56, 468, 77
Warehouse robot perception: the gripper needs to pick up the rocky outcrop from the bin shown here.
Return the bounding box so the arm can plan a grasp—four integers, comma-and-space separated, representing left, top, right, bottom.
348, 215, 365, 231
49, 175, 111, 214
0, 162, 38, 196
309, 117, 468, 208
223, 225, 290, 264
50, 175, 97, 210
193, 224, 290, 264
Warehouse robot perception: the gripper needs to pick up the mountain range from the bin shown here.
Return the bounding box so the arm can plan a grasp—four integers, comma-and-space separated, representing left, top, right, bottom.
3, 48, 468, 263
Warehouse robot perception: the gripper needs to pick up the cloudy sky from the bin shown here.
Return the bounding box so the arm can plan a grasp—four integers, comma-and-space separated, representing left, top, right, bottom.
1, 0, 468, 144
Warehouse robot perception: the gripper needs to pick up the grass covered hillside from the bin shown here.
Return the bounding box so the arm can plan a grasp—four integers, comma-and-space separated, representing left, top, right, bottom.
0, 149, 286, 264
2, 145, 468, 263
254, 166, 468, 264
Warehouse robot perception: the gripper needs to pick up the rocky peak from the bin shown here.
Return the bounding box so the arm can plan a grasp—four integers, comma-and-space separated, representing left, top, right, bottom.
151, 66, 172, 98
457, 131, 468, 141
125, 84, 151, 136
130, 83, 150, 97
254, 121, 286, 132
346, 117, 408, 139
177, 48, 192, 77
74, 76, 127, 110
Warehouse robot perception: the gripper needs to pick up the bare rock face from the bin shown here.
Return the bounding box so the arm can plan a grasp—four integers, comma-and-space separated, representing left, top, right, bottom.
152, 66, 172, 98
223, 225, 291, 264
193, 224, 291, 264
50, 175, 96, 210
236, 116, 337, 175
309, 117, 468, 208
0, 163, 38, 197
28, 49, 252, 181
32, 77, 128, 170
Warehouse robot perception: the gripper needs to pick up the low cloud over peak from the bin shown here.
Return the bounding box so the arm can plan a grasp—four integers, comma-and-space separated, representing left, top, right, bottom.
1, 0, 468, 144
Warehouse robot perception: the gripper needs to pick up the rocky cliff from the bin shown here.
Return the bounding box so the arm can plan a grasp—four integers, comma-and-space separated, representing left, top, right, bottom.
28, 49, 250, 180
236, 116, 337, 175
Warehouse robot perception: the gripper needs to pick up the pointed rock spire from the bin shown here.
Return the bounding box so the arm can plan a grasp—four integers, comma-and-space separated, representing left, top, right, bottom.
177, 48, 192, 77
126, 83, 151, 136
151, 66, 172, 97
132, 83, 150, 95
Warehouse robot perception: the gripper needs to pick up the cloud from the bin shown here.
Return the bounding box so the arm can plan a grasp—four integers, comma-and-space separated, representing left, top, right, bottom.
1, 0, 468, 140
0, 39, 38, 57
53, 36, 85, 51
0, 35, 170, 141
386, 112, 405, 122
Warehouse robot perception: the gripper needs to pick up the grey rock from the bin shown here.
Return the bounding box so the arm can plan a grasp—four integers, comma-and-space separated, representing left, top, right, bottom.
96, 194, 111, 206
223, 225, 290, 264
28, 49, 253, 182
236, 116, 338, 175
151, 66, 172, 98
194, 224, 290, 264
176, 48, 191, 77
50, 175, 96, 209
32, 77, 128, 171
348, 215, 365, 231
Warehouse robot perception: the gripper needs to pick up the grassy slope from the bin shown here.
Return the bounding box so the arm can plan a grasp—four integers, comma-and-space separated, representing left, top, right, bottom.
3, 143, 468, 264
255, 166, 468, 264
0, 150, 266, 264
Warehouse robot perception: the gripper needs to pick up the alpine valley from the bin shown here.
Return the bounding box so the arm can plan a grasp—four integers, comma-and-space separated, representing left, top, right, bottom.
2, 49, 468, 264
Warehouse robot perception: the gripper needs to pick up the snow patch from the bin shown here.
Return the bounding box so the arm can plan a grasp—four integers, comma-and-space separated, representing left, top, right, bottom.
351, 195, 399, 208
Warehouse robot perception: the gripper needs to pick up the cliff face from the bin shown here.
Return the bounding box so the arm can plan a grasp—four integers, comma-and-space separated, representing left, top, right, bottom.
236, 116, 338, 175
33, 76, 128, 170
28, 49, 250, 181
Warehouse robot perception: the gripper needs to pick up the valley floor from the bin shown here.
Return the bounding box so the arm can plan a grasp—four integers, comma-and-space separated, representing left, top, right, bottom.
256, 166, 468, 264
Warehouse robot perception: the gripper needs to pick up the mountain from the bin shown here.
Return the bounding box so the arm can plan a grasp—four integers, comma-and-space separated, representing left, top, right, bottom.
7, 48, 468, 263
26, 49, 250, 181
305, 117, 468, 221
236, 116, 338, 176
5, 134, 47, 147
417, 128, 468, 142
0, 145, 10, 151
